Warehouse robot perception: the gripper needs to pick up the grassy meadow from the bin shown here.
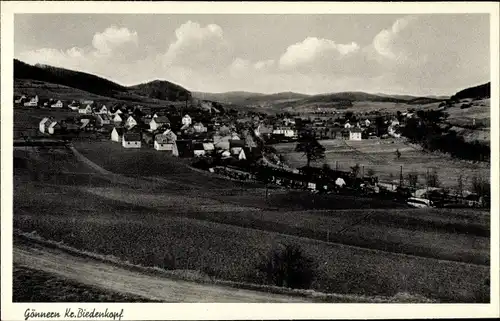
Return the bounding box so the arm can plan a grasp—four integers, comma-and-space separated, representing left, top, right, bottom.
13, 143, 490, 302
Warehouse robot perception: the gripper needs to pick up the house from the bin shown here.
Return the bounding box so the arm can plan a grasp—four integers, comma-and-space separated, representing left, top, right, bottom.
122, 132, 142, 148
390, 118, 400, 126
202, 142, 215, 155
363, 119, 371, 127
51, 100, 63, 108
193, 143, 206, 157
47, 121, 61, 135
349, 128, 362, 141
230, 139, 245, 156
344, 122, 352, 129
193, 122, 207, 133
172, 140, 193, 157
272, 127, 296, 138
39, 117, 51, 133
113, 113, 123, 123
78, 104, 92, 114
213, 135, 231, 150
182, 114, 192, 126
111, 127, 124, 142
97, 105, 108, 114
154, 134, 175, 151
388, 125, 401, 138
79, 118, 95, 131
236, 148, 246, 160
162, 129, 178, 142
150, 116, 170, 131
255, 124, 273, 137
24, 95, 39, 107
68, 101, 80, 111
125, 116, 138, 129
14, 95, 27, 104
96, 114, 111, 126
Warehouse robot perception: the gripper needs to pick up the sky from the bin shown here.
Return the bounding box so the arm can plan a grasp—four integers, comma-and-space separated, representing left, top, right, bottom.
14, 14, 490, 96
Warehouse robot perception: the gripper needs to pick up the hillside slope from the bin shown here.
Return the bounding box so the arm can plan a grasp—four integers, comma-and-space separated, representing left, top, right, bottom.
14, 59, 191, 104
450, 82, 490, 101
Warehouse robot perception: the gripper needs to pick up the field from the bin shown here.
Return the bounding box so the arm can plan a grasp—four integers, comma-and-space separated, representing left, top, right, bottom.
12, 141, 490, 302
13, 265, 154, 302
273, 138, 490, 190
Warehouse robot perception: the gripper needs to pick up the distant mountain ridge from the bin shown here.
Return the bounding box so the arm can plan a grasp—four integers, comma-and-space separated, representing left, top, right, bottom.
14, 59, 191, 104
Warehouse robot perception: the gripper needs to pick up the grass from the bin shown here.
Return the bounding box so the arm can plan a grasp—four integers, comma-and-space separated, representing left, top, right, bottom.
13, 265, 154, 302
274, 138, 490, 189
12, 142, 491, 302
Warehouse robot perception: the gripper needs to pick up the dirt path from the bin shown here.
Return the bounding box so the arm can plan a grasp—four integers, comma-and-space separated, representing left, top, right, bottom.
13, 242, 312, 303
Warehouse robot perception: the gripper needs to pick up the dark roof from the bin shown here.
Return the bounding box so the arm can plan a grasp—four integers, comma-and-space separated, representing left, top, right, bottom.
123, 132, 141, 141
193, 142, 205, 151
350, 128, 363, 133
113, 127, 124, 135
154, 116, 170, 123
230, 139, 245, 148
175, 140, 194, 157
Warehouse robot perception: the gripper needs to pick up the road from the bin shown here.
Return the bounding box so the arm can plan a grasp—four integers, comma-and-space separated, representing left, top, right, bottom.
13, 242, 312, 303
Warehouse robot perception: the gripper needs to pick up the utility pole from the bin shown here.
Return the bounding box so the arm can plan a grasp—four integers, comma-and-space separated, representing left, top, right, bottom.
399, 165, 403, 187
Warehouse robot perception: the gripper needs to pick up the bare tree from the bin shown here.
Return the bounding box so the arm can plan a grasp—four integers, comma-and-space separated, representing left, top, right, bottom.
395, 149, 401, 159
407, 171, 419, 190
350, 163, 361, 178
426, 169, 440, 188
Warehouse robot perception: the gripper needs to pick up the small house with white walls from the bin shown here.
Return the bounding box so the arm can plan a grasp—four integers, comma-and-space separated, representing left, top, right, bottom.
182, 114, 192, 126
24, 95, 39, 107
79, 105, 92, 114
125, 116, 138, 129
48, 121, 61, 135
111, 127, 124, 142
344, 122, 352, 129
150, 116, 170, 131
39, 117, 50, 133
154, 134, 175, 151
122, 132, 141, 148
113, 114, 123, 123
51, 100, 63, 108
349, 128, 362, 141
193, 122, 207, 133
98, 105, 108, 114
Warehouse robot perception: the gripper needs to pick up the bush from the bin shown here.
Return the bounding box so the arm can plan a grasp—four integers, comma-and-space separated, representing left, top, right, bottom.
257, 243, 316, 289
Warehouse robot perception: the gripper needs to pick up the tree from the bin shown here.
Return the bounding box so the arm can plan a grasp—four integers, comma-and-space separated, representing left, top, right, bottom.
278, 154, 287, 168
295, 134, 325, 167
395, 149, 401, 159
258, 243, 316, 289
471, 175, 490, 199
350, 163, 361, 178
426, 169, 440, 188
366, 168, 376, 177
407, 171, 419, 191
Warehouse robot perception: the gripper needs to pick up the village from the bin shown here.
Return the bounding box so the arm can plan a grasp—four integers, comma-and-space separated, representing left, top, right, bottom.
14, 93, 487, 209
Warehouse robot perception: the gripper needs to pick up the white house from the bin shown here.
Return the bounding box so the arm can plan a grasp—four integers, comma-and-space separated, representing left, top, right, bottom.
24, 95, 39, 107
122, 132, 141, 148
193, 143, 206, 157
236, 149, 246, 160
150, 116, 170, 131
193, 122, 207, 133
344, 122, 352, 129
96, 114, 111, 126
349, 128, 362, 141
125, 116, 137, 129
111, 127, 124, 142
388, 125, 401, 138
47, 121, 61, 135
272, 127, 296, 138
162, 129, 178, 142
68, 101, 80, 111
113, 114, 123, 123
182, 114, 192, 126
202, 142, 215, 154
39, 117, 50, 133
15, 95, 27, 104
213, 135, 231, 150
79, 105, 92, 114
154, 134, 175, 151
97, 105, 108, 114
51, 100, 63, 108
364, 119, 371, 127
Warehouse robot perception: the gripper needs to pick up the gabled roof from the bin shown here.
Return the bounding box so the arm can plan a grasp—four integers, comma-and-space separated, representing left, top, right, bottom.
203, 142, 215, 151
113, 127, 124, 136
154, 116, 170, 123
350, 128, 363, 133
230, 139, 245, 148
123, 132, 141, 141
155, 134, 173, 144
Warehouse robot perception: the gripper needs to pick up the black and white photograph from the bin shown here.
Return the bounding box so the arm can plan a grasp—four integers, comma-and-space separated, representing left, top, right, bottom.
2, 1, 499, 320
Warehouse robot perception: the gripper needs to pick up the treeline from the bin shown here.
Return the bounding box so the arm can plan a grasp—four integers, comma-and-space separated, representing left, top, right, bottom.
450, 82, 490, 101
402, 110, 489, 162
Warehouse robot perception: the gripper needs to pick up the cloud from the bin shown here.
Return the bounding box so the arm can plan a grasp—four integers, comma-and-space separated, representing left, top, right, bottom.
92, 26, 138, 56
372, 16, 418, 61
279, 37, 360, 71
163, 21, 232, 72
